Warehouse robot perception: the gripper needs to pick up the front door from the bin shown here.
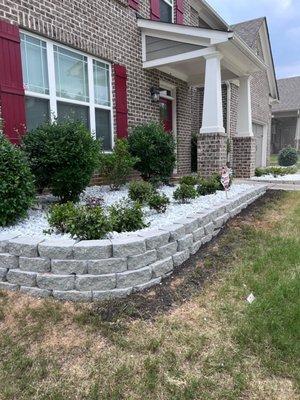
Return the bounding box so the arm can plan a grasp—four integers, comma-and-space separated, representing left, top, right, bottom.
159, 98, 173, 133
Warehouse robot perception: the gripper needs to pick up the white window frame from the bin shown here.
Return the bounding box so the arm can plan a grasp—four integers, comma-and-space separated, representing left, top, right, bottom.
21, 31, 114, 150
160, 0, 175, 23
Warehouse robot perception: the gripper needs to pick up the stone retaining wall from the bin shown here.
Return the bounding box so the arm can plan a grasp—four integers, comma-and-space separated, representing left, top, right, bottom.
0, 186, 267, 302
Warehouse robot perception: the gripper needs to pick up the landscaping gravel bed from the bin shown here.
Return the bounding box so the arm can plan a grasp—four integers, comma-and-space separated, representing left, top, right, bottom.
251, 173, 300, 182
0, 183, 255, 240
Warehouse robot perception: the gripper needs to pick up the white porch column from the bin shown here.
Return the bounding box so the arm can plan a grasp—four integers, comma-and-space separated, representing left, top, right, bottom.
200, 52, 225, 134
295, 110, 300, 151
236, 76, 253, 137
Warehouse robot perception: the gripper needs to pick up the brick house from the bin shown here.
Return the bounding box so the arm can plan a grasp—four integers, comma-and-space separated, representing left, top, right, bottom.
272, 76, 300, 154
0, 0, 278, 178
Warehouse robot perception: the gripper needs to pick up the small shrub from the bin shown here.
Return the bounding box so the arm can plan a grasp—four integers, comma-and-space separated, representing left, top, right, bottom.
128, 123, 176, 183
109, 200, 148, 233
23, 121, 101, 202
179, 175, 199, 186
255, 166, 297, 177
0, 134, 35, 227
128, 180, 155, 204
100, 139, 139, 190
173, 184, 197, 204
67, 206, 111, 240
197, 177, 220, 196
148, 193, 170, 213
278, 146, 298, 167
47, 202, 77, 233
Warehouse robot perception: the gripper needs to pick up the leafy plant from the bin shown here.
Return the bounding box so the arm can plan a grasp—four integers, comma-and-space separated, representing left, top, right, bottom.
197, 177, 220, 196
128, 123, 176, 183
128, 180, 155, 204
179, 175, 199, 186
23, 121, 101, 202
278, 146, 298, 167
109, 199, 148, 233
148, 193, 170, 213
0, 134, 35, 227
173, 183, 197, 204
255, 165, 297, 177
47, 202, 77, 234
100, 139, 139, 190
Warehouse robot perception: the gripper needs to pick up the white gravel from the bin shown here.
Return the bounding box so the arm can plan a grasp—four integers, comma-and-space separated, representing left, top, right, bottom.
251, 173, 300, 182
0, 183, 255, 240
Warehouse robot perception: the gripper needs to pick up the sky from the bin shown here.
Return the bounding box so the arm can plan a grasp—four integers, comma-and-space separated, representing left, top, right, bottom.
208, 0, 300, 79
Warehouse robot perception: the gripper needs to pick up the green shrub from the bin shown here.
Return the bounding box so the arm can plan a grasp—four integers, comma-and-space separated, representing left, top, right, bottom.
47, 202, 77, 234
128, 180, 155, 204
128, 123, 176, 183
100, 139, 139, 190
191, 133, 198, 173
0, 134, 35, 227
255, 166, 298, 177
197, 177, 220, 196
278, 146, 298, 167
179, 175, 199, 186
109, 200, 148, 233
173, 183, 197, 204
23, 121, 101, 202
67, 206, 111, 240
148, 193, 170, 213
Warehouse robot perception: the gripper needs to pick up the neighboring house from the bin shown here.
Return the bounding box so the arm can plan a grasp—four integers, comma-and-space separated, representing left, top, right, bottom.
272, 76, 300, 153
0, 0, 278, 178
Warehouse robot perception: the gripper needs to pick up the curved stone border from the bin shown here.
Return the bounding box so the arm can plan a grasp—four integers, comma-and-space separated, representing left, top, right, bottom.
0, 185, 267, 302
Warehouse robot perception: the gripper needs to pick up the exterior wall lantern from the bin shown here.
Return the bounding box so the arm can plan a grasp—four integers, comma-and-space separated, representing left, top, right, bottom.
150, 86, 160, 103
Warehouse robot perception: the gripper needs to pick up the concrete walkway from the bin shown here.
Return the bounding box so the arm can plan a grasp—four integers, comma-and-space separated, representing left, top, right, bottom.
235, 179, 300, 191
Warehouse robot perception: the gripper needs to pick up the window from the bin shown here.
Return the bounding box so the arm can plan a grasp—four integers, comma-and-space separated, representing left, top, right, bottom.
160, 0, 174, 23
21, 33, 113, 150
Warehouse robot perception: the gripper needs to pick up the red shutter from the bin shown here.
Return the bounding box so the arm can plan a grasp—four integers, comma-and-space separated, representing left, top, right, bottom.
150, 0, 160, 21
114, 64, 128, 139
128, 0, 139, 11
176, 0, 184, 24
0, 20, 26, 144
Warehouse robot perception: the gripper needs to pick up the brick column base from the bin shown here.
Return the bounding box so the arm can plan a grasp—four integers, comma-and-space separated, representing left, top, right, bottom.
232, 136, 256, 178
197, 133, 227, 178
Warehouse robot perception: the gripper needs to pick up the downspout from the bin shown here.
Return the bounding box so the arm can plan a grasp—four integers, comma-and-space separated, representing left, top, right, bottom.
225, 81, 231, 165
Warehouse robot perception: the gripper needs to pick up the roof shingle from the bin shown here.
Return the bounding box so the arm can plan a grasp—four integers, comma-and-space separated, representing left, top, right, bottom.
231, 18, 265, 49
272, 77, 300, 112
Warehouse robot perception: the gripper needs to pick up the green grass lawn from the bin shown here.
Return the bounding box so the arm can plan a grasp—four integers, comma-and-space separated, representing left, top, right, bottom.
0, 191, 299, 399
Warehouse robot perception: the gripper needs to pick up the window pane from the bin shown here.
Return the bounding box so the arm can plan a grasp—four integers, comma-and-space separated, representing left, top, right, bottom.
93, 61, 111, 106
95, 109, 111, 151
21, 34, 49, 95
57, 102, 90, 130
54, 46, 89, 102
160, 0, 173, 23
25, 97, 50, 131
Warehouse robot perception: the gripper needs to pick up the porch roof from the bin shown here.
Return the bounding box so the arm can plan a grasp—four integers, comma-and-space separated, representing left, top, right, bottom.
138, 19, 268, 85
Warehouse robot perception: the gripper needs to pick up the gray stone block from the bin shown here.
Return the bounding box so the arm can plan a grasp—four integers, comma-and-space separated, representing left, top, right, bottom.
190, 240, 202, 255
37, 274, 75, 291
53, 290, 92, 302
39, 239, 77, 259
0, 253, 18, 269
133, 277, 161, 292
19, 257, 50, 273
151, 257, 173, 278
93, 287, 132, 301
9, 236, 45, 257
0, 282, 19, 291
204, 222, 215, 235
88, 258, 127, 275
73, 240, 112, 260
0, 232, 20, 252
174, 217, 198, 234
214, 215, 226, 229
137, 229, 170, 250
159, 224, 185, 241
112, 236, 146, 257
196, 211, 212, 226
0, 267, 7, 280
173, 249, 190, 267
177, 234, 193, 251
51, 260, 87, 275
127, 250, 157, 270
117, 266, 151, 288
202, 234, 213, 245
76, 274, 116, 291
157, 242, 177, 260
7, 269, 36, 287
193, 227, 205, 242
20, 286, 52, 298
214, 205, 227, 217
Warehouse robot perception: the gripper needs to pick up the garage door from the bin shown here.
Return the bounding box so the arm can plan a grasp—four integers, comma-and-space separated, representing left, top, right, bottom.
253, 123, 264, 168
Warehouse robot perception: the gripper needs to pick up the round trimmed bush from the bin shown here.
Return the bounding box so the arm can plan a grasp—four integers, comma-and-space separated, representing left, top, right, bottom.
23, 121, 101, 202
0, 134, 35, 226
278, 147, 298, 167
128, 123, 176, 183
128, 180, 155, 204
173, 183, 197, 204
